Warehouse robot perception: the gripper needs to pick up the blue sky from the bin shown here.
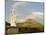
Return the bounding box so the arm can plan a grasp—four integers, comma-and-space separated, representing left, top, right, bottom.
5, 0, 44, 24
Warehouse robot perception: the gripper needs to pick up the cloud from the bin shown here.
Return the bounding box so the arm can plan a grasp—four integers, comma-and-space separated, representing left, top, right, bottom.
11, 2, 29, 16
32, 12, 43, 16
11, 2, 27, 9
9, 2, 43, 24
16, 12, 43, 23
25, 12, 43, 24
25, 12, 43, 19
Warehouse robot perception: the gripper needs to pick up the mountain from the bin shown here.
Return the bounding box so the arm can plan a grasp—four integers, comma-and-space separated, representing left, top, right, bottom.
16, 19, 44, 32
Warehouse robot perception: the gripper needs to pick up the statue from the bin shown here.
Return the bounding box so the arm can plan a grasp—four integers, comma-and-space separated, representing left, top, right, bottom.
10, 8, 16, 26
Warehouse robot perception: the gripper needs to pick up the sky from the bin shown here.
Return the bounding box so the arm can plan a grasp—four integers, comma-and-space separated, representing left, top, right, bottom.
5, 0, 44, 24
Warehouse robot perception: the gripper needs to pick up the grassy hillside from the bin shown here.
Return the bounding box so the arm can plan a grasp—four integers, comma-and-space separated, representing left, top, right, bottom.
5, 19, 44, 34
16, 19, 44, 32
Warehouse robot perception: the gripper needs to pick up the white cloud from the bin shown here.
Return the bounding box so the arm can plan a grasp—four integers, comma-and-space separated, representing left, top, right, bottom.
25, 12, 43, 19
16, 12, 43, 23
11, 2, 27, 9
10, 2, 43, 23
11, 2, 28, 16
25, 12, 43, 24
32, 12, 43, 16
